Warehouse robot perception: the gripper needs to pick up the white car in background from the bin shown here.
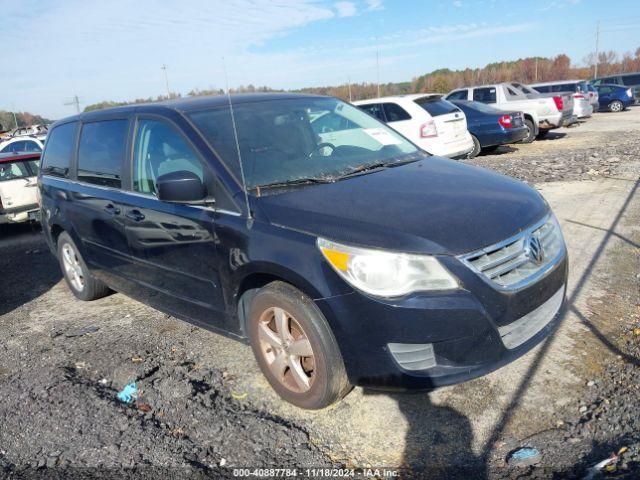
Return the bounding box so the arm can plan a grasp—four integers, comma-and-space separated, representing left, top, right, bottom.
0, 136, 45, 154
353, 95, 473, 158
0, 152, 41, 226
529, 80, 593, 118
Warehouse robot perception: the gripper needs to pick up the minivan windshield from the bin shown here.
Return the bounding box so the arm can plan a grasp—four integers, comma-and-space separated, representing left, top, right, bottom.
189, 97, 421, 189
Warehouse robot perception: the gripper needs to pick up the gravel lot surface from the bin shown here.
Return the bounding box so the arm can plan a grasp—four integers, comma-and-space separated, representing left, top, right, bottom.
1, 108, 639, 479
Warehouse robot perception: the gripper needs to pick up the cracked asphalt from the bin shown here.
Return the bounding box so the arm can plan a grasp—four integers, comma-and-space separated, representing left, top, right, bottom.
1, 108, 639, 479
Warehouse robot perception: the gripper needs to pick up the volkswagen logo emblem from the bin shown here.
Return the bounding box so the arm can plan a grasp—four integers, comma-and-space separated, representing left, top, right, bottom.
527, 235, 545, 265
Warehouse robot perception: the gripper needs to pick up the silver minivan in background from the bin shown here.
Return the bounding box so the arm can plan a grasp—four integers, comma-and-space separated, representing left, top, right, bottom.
530, 80, 594, 118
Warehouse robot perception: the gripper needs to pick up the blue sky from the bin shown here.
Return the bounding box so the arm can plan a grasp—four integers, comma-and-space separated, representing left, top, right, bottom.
1, 0, 639, 119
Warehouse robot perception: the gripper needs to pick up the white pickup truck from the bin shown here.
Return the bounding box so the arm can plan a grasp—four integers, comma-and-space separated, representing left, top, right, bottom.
445, 83, 566, 143
0, 152, 40, 227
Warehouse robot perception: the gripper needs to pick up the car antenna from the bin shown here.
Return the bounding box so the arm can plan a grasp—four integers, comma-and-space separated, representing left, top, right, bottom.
222, 57, 253, 225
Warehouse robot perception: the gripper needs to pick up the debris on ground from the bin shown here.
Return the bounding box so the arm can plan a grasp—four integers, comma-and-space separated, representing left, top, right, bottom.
507, 447, 541, 467
116, 382, 138, 404
64, 325, 100, 338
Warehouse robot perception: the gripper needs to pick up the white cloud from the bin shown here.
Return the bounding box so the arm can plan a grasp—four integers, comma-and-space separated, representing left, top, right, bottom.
334, 1, 357, 17
366, 0, 384, 11
453, 0, 463, 7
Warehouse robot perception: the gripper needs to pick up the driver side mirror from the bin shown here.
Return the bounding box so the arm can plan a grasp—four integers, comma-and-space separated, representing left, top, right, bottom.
156, 170, 211, 205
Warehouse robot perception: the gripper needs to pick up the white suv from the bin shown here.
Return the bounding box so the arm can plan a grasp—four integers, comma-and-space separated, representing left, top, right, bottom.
354, 95, 473, 158
0, 136, 45, 154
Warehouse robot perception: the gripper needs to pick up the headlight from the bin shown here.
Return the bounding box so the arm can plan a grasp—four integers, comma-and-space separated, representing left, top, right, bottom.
317, 237, 458, 297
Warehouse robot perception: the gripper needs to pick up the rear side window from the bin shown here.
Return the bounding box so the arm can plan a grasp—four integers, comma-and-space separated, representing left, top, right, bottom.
414, 97, 459, 116
446, 90, 468, 101
77, 120, 128, 188
622, 74, 640, 86
382, 103, 411, 122
358, 103, 385, 121
472, 87, 496, 103
534, 85, 550, 93
40, 122, 77, 178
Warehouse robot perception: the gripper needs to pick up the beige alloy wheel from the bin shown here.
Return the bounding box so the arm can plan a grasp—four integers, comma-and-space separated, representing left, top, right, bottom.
257, 307, 315, 393
62, 243, 85, 292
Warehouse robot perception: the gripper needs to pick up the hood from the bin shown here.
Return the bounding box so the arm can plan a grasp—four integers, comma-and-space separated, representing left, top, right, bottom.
255, 157, 548, 255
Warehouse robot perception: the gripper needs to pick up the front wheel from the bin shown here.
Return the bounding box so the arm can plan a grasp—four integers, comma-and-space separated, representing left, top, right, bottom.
608, 100, 624, 112
57, 232, 111, 301
248, 281, 351, 409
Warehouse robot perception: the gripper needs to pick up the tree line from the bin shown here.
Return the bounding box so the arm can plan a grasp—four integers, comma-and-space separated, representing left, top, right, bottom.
5, 46, 639, 123
0, 111, 51, 133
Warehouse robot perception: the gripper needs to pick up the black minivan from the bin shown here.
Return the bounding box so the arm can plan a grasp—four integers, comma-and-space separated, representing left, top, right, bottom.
39, 93, 568, 409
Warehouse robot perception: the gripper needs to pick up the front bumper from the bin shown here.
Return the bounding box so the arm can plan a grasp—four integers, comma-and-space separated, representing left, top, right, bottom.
316, 252, 568, 390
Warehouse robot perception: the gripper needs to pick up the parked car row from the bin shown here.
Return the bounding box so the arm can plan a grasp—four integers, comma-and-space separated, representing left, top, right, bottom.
352, 76, 635, 159
0, 123, 47, 154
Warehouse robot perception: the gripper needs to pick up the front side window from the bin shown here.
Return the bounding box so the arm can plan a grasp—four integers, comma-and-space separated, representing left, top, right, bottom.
446, 90, 469, 101
77, 119, 127, 188
382, 103, 411, 122
0, 160, 39, 182
472, 87, 496, 103
189, 97, 419, 189
40, 122, 77, 178
133, 118, 205, 196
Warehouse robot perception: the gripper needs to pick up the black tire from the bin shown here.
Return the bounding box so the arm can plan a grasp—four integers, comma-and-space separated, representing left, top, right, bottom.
519, 119, 536, 144
57, 231, 111, 301
536, 129, 550, 139
608, 100, 624, 112
248, 281, 351, 409
467, 135, 481, 158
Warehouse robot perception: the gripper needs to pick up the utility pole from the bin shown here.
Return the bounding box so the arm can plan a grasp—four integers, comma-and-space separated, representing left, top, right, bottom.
63, 95, 81, 114
10, 103, 18, 128
375, 39, 381, 97
594, 21, 600, 78
347, 77, 352, 102
161, 64, 171, 98
534, 57, 538, 82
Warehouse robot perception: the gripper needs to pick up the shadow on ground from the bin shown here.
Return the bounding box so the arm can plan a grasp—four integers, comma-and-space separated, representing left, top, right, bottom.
0, 223, 60, 316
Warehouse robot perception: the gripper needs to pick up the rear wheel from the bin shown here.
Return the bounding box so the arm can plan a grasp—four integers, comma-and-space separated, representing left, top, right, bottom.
467, 135, 481, 158
519, 119, 536, 144
57, 232, 110, 301
608, 100, 624, 112
248, 281, 351, 409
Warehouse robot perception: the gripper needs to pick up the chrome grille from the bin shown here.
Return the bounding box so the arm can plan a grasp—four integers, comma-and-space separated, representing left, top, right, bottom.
459, 215, 565, 290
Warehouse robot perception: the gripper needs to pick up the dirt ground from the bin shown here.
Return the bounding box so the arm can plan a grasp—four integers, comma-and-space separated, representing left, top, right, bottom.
1, 108, 639, 479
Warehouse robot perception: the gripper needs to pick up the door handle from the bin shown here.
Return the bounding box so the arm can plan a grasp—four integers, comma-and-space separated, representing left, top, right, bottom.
125, 209, 145, 222
104, 203, 121, 215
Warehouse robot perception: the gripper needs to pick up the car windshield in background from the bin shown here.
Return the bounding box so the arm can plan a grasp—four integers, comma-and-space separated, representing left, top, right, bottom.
189, 97, 420, 189
413, 97, 460, 116
0, 160, 39, 182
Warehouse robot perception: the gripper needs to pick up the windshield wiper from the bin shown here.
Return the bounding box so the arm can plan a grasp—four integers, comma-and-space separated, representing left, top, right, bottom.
256, 177, 335, 190
336, 156, 421, 180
